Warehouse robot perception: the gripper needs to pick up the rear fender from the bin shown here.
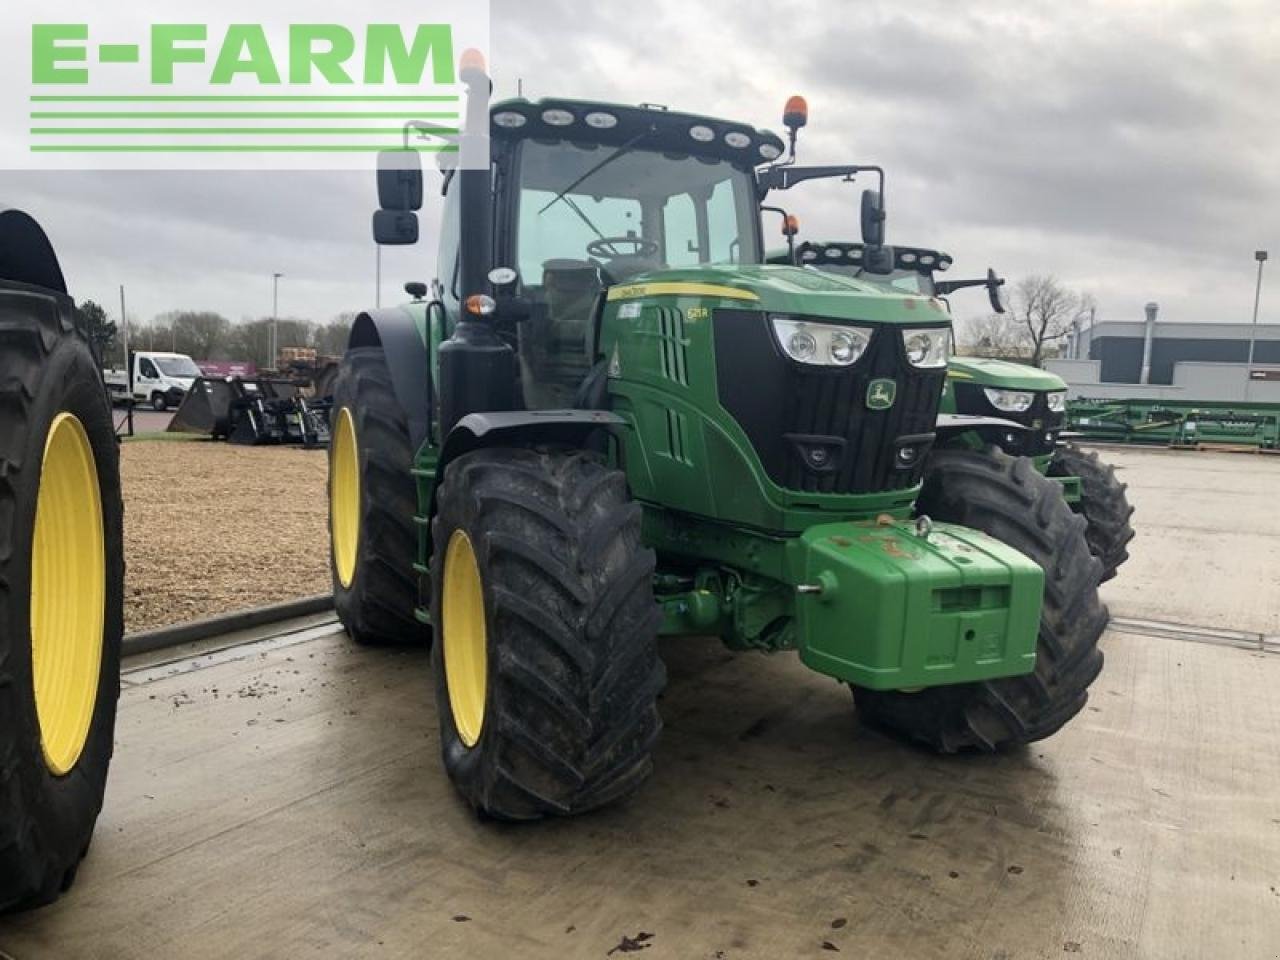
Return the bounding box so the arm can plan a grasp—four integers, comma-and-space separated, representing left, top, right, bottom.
348, 308, 431, 451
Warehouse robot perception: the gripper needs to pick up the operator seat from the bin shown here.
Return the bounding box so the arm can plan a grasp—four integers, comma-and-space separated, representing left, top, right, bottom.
519, 259, 602, 409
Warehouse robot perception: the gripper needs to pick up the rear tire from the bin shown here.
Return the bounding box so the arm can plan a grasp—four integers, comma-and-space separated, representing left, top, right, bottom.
431, 448, 664, 820
0, 308, 124, 913
328, 346, 419, 645
854, 448, 1106, 752
1048, 442, 1134, 582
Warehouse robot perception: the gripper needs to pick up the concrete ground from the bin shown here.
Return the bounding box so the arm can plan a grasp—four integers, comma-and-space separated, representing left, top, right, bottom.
2, 447, 1279, 959
1094, 446, 1280, 635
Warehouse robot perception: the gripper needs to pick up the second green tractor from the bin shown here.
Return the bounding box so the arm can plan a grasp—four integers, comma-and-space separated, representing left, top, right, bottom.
769, 238, 1134, 581
328, 66, 1110, 819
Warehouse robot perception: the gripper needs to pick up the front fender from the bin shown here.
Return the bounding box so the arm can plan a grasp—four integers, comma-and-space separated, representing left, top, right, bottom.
439, 409, 627, 473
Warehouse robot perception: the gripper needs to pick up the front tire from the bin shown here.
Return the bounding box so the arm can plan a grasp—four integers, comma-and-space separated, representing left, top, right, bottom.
854, 448, 1106, 752
327, 346, 419, 645
431, 448, 664, 820
1048, 442, 1134, 582
150, 392, 167, 412
0, 312, 124, 913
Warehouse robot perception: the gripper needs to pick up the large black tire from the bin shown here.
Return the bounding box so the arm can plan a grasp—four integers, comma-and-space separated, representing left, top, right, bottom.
431, 448, 664, 819
328, 346, 419, 645
0, 307, 125, 912
1048, 442, 1134, 583
854, 448, 1106, 752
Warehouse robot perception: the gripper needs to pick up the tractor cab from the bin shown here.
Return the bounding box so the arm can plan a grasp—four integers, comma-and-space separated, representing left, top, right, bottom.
484, 99, 777, 408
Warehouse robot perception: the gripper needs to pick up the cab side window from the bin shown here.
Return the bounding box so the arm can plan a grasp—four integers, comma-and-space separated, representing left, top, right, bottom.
139, 358, 159, 379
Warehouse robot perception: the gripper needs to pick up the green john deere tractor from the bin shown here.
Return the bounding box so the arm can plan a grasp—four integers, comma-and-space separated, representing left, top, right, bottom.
768, 237, 1134, 582
328, 64, 1107, 820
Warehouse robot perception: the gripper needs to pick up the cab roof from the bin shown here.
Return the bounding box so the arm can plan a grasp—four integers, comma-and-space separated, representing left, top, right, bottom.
489, 98, 785, 170
787, 240, 953, 274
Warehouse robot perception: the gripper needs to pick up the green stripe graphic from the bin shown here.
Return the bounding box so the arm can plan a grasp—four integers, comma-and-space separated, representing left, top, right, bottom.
30, 144, 459, 153
30, 95, 460, 103
31, 128, 457, 136
31, 112, 459, 119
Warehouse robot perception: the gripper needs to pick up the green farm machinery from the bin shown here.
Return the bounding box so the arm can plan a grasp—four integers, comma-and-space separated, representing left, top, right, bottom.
768, 239, 1134, 582
1068, 397, 1280, 450
327, 61, 1109, 820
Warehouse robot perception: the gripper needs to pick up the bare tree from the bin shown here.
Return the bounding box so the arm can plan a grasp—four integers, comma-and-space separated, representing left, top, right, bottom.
958, 275, 1095, 366
156, 310, 231, 360
957, 312, 1026, 359
1013, 275, 1094, 367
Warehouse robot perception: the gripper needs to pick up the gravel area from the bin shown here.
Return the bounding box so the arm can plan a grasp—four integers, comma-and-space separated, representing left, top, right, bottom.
121, 441, 330, 632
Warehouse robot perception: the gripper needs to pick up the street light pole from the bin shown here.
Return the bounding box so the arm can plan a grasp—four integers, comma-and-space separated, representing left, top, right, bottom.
1246, 251, 1268, 401
271, 272, 283, 371
1248, 251, 1268, 363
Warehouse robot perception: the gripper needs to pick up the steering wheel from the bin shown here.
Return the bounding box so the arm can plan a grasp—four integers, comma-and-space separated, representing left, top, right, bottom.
587, 236, 660, 260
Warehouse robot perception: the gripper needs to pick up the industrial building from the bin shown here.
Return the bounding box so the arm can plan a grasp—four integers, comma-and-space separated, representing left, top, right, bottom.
1048, 303, 1280, 402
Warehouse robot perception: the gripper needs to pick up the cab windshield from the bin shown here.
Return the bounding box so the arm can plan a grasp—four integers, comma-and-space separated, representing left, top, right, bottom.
515, 138, 760, 282
821, 264, 936, 297
510, 138, 760, 409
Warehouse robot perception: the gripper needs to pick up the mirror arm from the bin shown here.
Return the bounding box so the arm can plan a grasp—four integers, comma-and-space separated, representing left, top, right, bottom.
934, 277, 990, 295
402, 120, 461, 151
760, 205, 796, 264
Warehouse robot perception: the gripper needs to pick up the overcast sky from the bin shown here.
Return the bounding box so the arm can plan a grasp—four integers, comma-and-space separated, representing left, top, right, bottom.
4, 0, 1277, 333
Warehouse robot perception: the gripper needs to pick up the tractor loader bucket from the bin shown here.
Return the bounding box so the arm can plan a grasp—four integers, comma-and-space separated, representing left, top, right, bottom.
168, 377, 235, 438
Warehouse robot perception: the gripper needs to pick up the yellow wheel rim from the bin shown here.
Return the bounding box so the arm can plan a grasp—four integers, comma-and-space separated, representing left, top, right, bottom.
442, 529, 487, 747
31, 413, 105, 777
330, 407, 360, 589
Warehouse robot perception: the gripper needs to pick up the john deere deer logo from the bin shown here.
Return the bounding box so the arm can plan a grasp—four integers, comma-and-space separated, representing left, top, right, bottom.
866, 379, 897, 411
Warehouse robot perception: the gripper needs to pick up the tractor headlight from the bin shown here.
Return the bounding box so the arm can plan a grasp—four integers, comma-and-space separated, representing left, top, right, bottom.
984, 388, 1035, 413
772, 316, 871, 367
902, 327, 949, 368
1046, 391, 1067, 413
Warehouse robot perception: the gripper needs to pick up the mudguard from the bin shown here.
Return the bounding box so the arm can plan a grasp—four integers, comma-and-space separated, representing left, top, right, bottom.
0, 208, 67, 293
349, 307, 433, 451
439, 409, 627, 474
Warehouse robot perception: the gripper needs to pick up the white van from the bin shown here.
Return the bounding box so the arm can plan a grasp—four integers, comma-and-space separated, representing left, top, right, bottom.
104, 351, 201, 411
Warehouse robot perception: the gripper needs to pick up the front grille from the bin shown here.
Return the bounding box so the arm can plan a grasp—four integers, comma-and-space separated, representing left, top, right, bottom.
713, 310, 945, 495
952, 382, 1064, 457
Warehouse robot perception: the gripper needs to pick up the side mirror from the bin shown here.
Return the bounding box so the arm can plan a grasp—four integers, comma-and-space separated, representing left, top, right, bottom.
377, 151, 423, 212
860, 190, 885, 247
987, 268, 1008, 314
373, 210, 419, 246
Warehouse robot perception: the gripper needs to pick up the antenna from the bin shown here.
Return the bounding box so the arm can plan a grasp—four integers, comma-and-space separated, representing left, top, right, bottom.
517, 77, 523, 97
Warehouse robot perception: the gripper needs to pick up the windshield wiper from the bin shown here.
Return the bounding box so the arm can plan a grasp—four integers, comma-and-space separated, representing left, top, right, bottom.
537, 128, 652, 216
561, 195, 607, 241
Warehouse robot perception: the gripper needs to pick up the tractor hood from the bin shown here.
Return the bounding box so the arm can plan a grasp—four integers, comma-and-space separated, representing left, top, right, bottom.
948, 356, 1066, 391
606, 264, 951, 327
